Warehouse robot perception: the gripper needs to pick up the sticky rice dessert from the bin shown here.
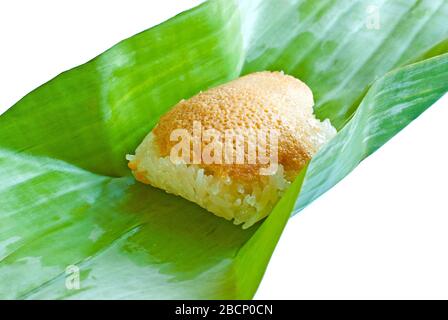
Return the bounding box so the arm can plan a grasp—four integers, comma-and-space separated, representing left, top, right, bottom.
127, 71, 336, 228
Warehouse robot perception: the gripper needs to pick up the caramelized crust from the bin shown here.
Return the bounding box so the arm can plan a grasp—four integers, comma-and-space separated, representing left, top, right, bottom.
153, 71, 325, 182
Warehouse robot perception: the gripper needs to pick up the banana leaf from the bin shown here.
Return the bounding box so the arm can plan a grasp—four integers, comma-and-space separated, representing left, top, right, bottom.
0, 0, 447, 299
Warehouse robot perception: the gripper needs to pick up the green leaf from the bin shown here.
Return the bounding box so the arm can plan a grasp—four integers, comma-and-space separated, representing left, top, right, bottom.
1, 0, 447, 299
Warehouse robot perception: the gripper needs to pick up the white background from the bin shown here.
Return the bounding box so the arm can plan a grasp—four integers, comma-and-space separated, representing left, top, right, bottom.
1, 0, 447, 300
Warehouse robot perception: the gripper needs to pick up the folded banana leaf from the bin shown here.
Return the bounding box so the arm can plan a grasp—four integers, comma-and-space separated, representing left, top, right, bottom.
1, 0, 447, 299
